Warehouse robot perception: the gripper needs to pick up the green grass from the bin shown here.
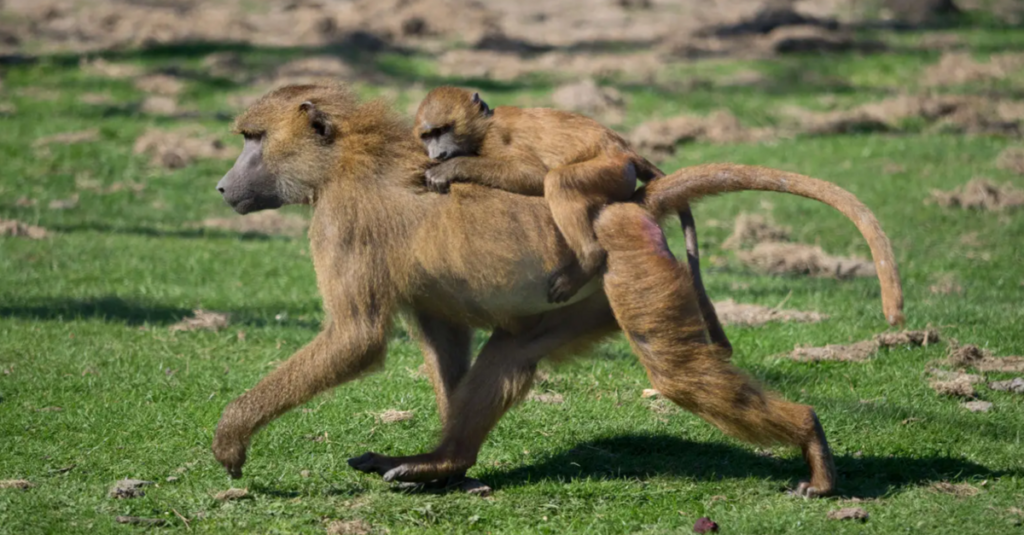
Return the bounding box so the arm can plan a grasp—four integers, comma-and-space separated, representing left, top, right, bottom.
2, 24, 1024, 535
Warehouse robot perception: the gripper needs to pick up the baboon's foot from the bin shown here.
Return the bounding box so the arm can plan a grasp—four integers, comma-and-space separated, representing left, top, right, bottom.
347, 452, 472, 483
547, 262, 587, 303
793, 411, 836, 498
791, 480, 832, 498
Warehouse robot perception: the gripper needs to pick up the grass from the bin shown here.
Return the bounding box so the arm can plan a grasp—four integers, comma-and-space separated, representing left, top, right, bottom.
2, 20, 1024, 535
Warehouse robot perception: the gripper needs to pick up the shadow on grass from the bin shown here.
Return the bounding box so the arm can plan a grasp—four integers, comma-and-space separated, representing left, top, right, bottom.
0, 296, 322, 329
48, 222, 289, 241
479, 434, 1012, 498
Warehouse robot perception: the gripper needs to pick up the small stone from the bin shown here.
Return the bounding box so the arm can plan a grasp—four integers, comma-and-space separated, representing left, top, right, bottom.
109, 479, 152, 499
963, 400, 993, 413
693, 516, 719, 533
827, 507, 869, 521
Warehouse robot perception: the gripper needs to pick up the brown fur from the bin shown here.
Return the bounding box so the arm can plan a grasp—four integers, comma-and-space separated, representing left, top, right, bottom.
212, 82, 905, 498
413, 87, 727, 350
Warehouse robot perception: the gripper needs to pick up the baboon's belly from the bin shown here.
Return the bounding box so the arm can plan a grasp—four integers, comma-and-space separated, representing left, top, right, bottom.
412, 185, 602, 327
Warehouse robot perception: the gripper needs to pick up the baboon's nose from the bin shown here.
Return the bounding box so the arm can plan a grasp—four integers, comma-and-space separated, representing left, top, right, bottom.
217, 186, 226, 194
437, 151, 448, 160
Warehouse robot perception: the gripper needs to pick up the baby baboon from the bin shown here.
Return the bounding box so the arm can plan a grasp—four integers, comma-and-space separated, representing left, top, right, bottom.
412, 87, 722, 344
212, 82, 903, 498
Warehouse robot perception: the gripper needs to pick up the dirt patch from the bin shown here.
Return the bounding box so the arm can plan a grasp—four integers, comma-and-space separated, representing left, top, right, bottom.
963, 400, 993, 412
713, 298, 827, 327
527, 391, 564, 404
134, 73, 184, 95
996, 147, 1024, 174
922, 52, 1024, 87
0, 219, 50, 239
133, 127, 234, 169
355, 0, 500, 45
202, 52, 248, 82
0, 479, 33, 490
929, 273, 963, 295
115, 516, 167, 526
78, 92, 113, 105
930, 481, 980, 497
0, 102, 15, 116
929, 178, 1024, 211
263, 56, 356, 88
376, 409, 414, 423
766, 25, 884, 55
930, 374, 978, 398
786, 94, 1024, 137
214, 488, 251, 501
827, 507, 869, 522
875, 329, 940, 347
33, 129, 100, 147
169, 309, 230, 333
326, 519, 372, 535
550, 79, 625, 124
199, 211, 309, 238
139, 95, 182, 116
437, 49, 663, 83
108, 478, 152, 499
48, 194, 79, 210
79, 58, 143, 79
721, 213, 790, 250
788, 329, 939, 362
76, 175, 145, 196
944, 341, 1024, 373
789, 340, 878, 363
737, 242, 875, 279
989, 377, 1024, 393
629, 110, 774, 161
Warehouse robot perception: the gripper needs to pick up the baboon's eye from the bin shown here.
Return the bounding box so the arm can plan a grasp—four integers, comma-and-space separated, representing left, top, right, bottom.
242, 131, 264, 141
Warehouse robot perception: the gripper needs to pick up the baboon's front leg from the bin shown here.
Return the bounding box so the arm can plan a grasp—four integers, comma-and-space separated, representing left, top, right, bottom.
410, 312, 473, 426
348, 294, 618, 483
212, 321, 387, 478
406, 312, 493, 495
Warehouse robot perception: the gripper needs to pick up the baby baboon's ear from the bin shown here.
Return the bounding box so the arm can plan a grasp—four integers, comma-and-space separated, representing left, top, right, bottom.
299, 101, 335, 140
471, 92, 492, 117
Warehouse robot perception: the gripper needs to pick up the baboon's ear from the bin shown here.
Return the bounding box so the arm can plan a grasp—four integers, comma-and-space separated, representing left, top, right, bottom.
299, 101, 335, 140
471, 92, 492, 117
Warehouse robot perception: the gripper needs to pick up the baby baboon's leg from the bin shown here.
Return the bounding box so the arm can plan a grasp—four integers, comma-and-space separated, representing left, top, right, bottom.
213, 321, 388, 479
409, 312, 472, 426
544, 154, 638, 303
677, 207, 731, 352
595, 203, 836, 497
349, 294, 618, 483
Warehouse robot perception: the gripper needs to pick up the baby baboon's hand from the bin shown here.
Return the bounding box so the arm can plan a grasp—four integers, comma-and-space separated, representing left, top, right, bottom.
424, 160, 461, 193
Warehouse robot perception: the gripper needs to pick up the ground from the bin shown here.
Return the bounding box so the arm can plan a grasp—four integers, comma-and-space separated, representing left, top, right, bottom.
1, 1, 1024, 534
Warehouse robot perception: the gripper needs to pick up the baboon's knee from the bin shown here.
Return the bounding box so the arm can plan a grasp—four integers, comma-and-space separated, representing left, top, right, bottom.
594, 203, 675, 266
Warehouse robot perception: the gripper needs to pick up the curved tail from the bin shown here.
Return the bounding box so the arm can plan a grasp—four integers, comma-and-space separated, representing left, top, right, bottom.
640, 163, 904, 326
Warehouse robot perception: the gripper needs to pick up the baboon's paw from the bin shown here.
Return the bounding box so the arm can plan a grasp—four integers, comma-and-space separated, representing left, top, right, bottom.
211, 435, 247, 479
347, 452, 400, 477
791, 481, 831, 498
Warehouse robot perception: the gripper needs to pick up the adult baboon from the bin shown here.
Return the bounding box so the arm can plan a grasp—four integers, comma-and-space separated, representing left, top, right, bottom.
212, 82, 903, 497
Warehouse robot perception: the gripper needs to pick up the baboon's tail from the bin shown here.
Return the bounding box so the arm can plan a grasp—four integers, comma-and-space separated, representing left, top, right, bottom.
640, 163, 904, 327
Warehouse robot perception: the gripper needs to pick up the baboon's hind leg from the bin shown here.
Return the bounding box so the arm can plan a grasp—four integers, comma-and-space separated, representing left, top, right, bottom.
595, 203, 836, 497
